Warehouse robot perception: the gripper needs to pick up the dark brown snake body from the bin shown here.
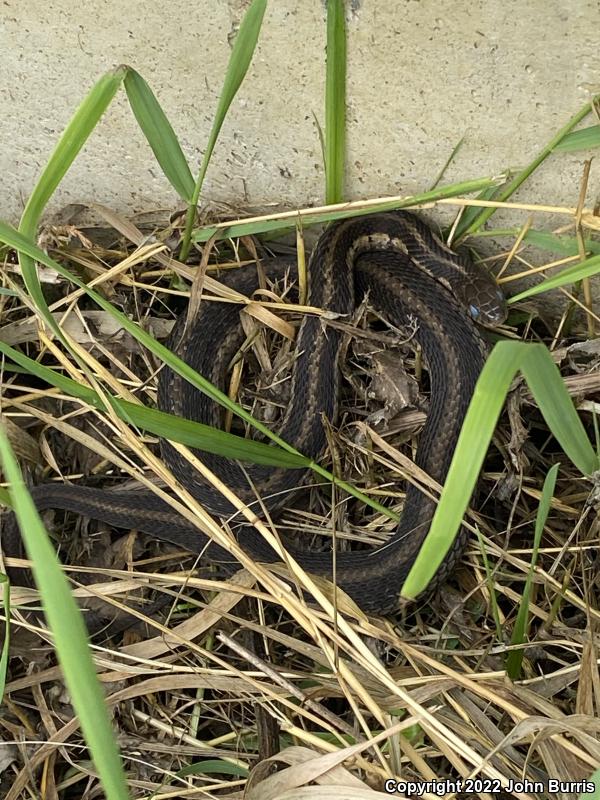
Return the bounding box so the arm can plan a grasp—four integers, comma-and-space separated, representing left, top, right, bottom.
2, 212, 506, 615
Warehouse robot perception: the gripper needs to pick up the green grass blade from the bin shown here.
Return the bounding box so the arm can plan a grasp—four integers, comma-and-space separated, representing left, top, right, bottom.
401, 341, 597, 599
124, 68, 195, 202
0, 339, 306, 468
192, 174, 505, 242
16, 66, 126, 354
508, 252, 600, 304
520, 346, 596, 470
0, 430, 129, 800
474, 228, 600, 257
429, 135, 466, 191
401, 343, 520, 598
553, 124, 600, 152
19, 66, 126, 238
325, 0, 346, 204
179, 0, 267, 260
0, 573, 10, 698
125, 403, 307, 468
505, 463, 558, 680
176, 760, 249, 778
0, 343, 394, 521
463, 94, 600, 234
312, 111, 327, 171
203, 0, 267, 154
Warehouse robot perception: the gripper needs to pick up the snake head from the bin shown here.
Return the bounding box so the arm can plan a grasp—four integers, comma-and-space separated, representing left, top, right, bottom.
463, 282, 508, 327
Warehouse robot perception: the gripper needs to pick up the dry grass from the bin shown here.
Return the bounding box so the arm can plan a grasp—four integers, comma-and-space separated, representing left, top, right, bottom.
1, 197, 599, 800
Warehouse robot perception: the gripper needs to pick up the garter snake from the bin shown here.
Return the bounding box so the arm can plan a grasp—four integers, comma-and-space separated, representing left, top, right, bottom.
2, 211, 506, 615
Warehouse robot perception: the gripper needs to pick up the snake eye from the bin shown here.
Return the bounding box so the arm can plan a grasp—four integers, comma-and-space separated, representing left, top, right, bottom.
469, 304, 480, 320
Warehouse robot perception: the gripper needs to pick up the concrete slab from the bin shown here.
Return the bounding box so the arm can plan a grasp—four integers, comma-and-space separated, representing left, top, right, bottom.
1, 0, 599, 229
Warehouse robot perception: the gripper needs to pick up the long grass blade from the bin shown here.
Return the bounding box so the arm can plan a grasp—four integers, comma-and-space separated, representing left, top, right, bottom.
19, 66, 126, 238
0, 430, 129, 800
401, 341, 597, 599
179, 0, 267, 260
0, 573, 10, 698
1, 220, 296, 450
124, 68, 195, 202
16, 67, 126, 355
192, 175, 505, 242
325, 0, 346, 204
520, 346, 597, 470
0, 340, 306, 468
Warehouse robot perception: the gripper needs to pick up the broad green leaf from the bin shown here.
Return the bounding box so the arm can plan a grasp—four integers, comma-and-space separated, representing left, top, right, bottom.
124, 69, 195, 202
0, 430, 129, 800
519, 346, 597, 471
325, 0, 346, 204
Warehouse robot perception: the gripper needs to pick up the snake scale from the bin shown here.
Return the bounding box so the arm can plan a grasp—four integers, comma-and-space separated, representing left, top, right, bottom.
2, 211, 506, 615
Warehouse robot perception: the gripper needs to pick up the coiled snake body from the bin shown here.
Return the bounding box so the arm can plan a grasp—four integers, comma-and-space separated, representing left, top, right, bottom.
2, 212, 506, 615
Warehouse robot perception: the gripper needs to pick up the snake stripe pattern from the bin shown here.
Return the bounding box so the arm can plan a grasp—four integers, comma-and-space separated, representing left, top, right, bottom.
2, 211, 506, 615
